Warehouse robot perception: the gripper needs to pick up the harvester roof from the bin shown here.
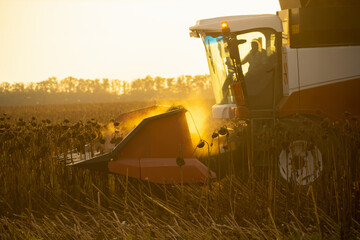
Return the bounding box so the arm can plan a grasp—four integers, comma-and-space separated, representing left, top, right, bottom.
189, 14, 282, 36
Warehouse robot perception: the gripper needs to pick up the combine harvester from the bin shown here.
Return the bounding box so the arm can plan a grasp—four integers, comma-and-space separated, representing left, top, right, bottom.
62, 0, 359, 185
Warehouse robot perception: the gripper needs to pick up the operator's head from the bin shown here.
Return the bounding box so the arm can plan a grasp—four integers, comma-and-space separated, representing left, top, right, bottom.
251, 39, 261, 52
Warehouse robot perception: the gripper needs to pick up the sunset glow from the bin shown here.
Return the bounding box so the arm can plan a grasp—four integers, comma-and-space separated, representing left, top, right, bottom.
0, 0, 280, 84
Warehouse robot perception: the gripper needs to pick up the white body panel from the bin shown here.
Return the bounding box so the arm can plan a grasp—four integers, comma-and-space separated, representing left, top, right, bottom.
190, 14, 282, 34
212, 104, 237, 119
282, 46, 360, 96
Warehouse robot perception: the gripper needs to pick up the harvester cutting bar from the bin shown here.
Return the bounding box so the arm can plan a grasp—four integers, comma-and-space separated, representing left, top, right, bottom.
65, 106, 215, 184
57, 144, 102, 165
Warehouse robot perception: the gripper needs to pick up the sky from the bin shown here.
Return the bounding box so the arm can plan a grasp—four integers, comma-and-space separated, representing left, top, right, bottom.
0, 0, 280, 84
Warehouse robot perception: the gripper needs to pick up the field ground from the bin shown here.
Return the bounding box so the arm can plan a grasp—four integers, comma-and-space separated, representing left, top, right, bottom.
0, 101, 359, 239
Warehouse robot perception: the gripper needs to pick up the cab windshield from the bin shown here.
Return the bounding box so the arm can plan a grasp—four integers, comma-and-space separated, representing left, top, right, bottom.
204, 29, 278, 108
203, 35, 235, 104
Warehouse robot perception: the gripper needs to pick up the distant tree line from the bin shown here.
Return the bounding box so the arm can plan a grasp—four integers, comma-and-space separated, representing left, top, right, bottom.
0, 75, 213, 106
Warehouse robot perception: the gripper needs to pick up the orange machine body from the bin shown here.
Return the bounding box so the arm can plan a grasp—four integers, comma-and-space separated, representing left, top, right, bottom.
108, 108, 215, 183
278, 78, 360, 120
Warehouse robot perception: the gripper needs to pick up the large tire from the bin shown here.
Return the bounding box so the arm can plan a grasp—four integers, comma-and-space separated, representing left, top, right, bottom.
276, 114, 326, 185
279, 140, 323, 185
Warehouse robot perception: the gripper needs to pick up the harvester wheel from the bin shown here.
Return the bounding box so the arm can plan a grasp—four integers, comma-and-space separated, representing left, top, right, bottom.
279, 140, 323, 185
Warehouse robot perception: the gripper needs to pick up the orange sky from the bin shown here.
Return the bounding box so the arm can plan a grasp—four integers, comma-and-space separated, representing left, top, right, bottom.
0, 0, 280, 84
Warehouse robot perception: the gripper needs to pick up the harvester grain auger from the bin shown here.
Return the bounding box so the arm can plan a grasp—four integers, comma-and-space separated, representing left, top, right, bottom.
59, 106, 216, 184
189, 0, 360, 185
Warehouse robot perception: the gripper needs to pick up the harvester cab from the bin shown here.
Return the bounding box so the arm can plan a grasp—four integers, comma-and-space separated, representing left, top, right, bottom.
190, 15, 283, 119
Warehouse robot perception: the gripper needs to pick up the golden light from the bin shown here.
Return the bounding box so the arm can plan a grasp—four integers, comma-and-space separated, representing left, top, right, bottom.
184, 102, 214, 155
221, 21, 229, 30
